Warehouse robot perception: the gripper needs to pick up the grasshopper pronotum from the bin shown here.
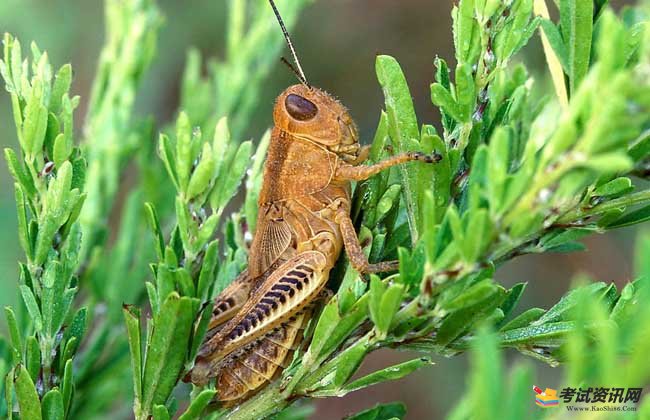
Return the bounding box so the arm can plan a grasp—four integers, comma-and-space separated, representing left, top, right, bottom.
187, 0, 440, 405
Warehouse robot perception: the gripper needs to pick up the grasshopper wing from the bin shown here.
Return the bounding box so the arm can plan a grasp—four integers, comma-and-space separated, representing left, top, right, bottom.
248, 210, 293, 278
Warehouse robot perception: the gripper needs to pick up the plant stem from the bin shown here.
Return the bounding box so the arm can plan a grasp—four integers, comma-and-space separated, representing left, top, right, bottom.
221, 382, 289, 420
40, 338, 53, 393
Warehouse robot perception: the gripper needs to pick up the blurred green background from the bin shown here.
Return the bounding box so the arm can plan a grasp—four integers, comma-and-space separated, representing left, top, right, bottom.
0, 0, 641, 418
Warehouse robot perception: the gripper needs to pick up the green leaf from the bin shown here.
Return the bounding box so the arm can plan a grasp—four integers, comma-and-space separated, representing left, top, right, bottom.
189, 301, 214, 362
197, 241, 219, 301
307, 295, 369, 364
506, 364, 534, 420
187, 142, 215, 200
14, 365, 42, 420
51, 134, 68, 170
487, 127, 510, 212
175, 268, 196, 297
70, 155, 86, 192
609, 282, 636, 326
591, 177, 633, 200
50, 64, 72, 115
34, 161, 74, 265
41, 261, 68, 336
437, 284, 506, 346
532, 282, 606, 325
5, 148, 36, 197
61, 359, 72, 416
4, 307, 23, 361
153, 404, 171, 420
323, 339, 368, 391
25, 336, 40, 383
244, 129, 270, 233
442, 279, 499, 312
453, 0, 478, 64
19, 285, 43, 332
13, 184, 31, 260
497, 283, 527, 325
213, 140, 252, 212
212, 117, 231, 181
123, 305, 143, 404
145, 203, 165, 261
464, 209, 491, 262
146, 282, 160, 316
375, 184, 401, 225
431, 84, 464, 122
157, 265, 176, 304
468, 329, 502, 420
23, 79, 48, 158
6, 366, 14, 420
340, 357, 432, 395
539, 19, 569, 73
605, 204, 650, 229
562, 0, 594, 93
41, 389, 64, 420
60, 337, 78, 366
577, 153, 632, 174
376, 284, 404, 335
500, 1, 538, 59
422, 135, 450, 224
175, 112, 193, 192
629, 130, 650, 161
499, 321, 576, 346
368, 276, 387, 331
159, 133, 179, 190
10, 36, 23, 95
345, 402, 407, 420
376, 54, 423, 243
540, 227, 593, 250
435, 57, 456, 133
195, 214, 220, 252
455, 63, 475, 120
142, 293, 195, 411
175, 198, 192, 253
59, 96, 74, 163
306, 299, 342, 364
177, 389, 217, 420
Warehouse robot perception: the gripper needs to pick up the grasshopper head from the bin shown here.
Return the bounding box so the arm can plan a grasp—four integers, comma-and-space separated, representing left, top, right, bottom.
274, 84, 361, 161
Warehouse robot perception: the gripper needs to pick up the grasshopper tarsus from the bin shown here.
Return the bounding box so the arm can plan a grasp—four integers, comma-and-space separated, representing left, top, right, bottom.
408, 151, 443, 164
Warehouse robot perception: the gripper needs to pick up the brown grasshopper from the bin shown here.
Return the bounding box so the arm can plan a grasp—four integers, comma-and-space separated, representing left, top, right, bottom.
187, 0, 440, 405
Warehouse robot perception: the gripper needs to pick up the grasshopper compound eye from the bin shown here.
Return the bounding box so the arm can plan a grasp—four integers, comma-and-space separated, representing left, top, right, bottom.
285, 93, 318, 121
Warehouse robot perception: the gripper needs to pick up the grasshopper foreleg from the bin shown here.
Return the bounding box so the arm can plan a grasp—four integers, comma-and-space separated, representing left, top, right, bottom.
335, 151, 441, 181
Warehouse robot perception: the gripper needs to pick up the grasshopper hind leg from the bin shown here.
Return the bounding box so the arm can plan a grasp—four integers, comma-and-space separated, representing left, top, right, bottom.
216, 290, 329, 406
217, 311, 309, 405
217, 292, 331, 405
204, 268, 264, 343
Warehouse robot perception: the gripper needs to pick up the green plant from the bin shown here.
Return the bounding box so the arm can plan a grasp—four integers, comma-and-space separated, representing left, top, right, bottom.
1, 0, 649, 419
1, 32, 87, 419
447, 231, 650, 420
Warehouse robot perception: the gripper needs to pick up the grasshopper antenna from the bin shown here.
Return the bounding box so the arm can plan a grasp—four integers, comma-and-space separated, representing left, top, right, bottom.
269, 0, 311, 88
280, 57, 310, 87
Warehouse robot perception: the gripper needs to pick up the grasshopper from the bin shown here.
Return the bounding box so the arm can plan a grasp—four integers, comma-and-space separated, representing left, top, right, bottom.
188, 0, 440, 405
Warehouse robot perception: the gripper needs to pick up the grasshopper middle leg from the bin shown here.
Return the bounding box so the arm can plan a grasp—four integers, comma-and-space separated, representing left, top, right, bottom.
335, 206, 399, 274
